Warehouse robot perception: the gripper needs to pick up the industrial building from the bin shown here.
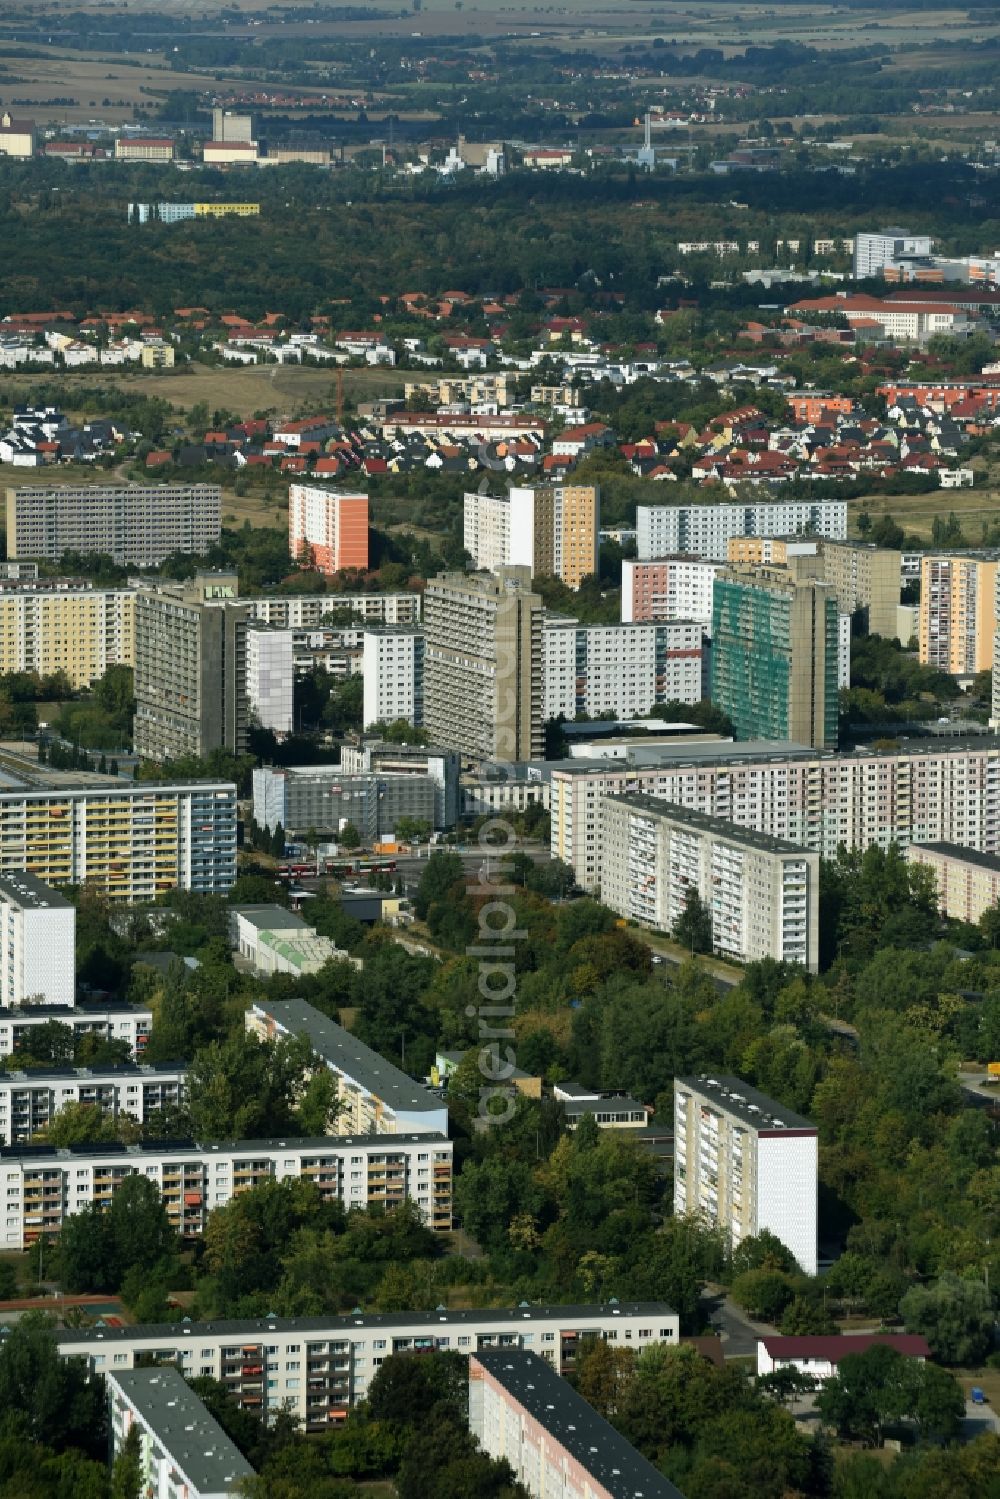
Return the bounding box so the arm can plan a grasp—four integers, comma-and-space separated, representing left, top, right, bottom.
674, 1074, 818, 1274
230, 907, 348, 979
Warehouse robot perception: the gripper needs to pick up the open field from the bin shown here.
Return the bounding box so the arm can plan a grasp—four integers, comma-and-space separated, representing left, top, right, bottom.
849, 487, 1000, 544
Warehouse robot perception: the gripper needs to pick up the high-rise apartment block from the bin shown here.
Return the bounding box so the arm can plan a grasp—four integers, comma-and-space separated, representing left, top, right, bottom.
362, 625, 424, 728
711, 565, 840, 749
542, 618, 704, 720
550, 739, 1000, 893
107, 1368, 255, 1499
600, 796, 819, 971
621, 556, 723, 627
245, 625, 294, 737
0, 583, 135, 688
674, 1074, 818, 1274
423, 568, 544, 762
636, 500, 847, 562
818, 540, 902, 639
919, 552, 998, 676
854, 227, 934, 279
0, 874, 75, 1007
245, 592, 420, 628
5, 484, 221, 567
134, 573, 251, 762
463, 484, 600, 589
288, 484, 369, 575
906, 842, 1000, 925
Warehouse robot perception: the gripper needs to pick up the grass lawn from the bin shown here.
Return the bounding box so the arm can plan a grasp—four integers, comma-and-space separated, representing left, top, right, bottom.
848, 486, 1000, 544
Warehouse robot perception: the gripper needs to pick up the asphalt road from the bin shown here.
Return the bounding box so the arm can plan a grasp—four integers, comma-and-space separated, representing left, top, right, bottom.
700, 1285, 762, 1358
962, 1397, 1000, 1440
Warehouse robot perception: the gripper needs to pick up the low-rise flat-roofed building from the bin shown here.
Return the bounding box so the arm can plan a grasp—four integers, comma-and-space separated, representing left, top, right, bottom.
552, 1081, 652, 1129
0, 873, 75, 1007
0, 1130, 453, 1248
0, 1062, 185, 1145
600, 796, 819, 971
906, 841, 1000, 924
675, 1074, 818, 1274
470, 1349, 686, 1499
52, 1302, 679, 1430
247, 997, 449, 1138
0, 1003, 152, 1059
108, 1367, 255, 1499
230, 906, 349, 979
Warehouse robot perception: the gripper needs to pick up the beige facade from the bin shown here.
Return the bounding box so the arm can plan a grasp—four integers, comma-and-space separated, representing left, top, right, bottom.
0, 586, 134, 689
906, 842, 1000, 924
600, 794, 819, 971
0, 113, 35, 159
114, 138, 174, 162
819, 540, 902, 638
404, 374, 514, 406
423, 568, 543, 762
726, 537, 819, 567
919, 553, 998, 675
133, 572, 251, 762
464, 484, 599, 590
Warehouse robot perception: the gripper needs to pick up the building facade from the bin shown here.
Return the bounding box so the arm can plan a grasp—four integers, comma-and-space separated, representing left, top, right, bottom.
114, 137, 175, 162
549, 740, 1000, 893
906, 841, 1000, 924
107, 1367, 254, 1499
542, 618, 704, 720
818, 540, 902, 639
711, 566, 840, 749
919, 552, 998, 676
600, 796, 819, 971
0, 873, 75, 1007
674, 1074, 818, 1274
470, 1351, 684, 1499
0, 1063, 185, 1146
247, 997, 449, 1137
464, 484, 600, 589
0, 1003, 152, 1060
245, 625, 294, 737
288, 485, 369, 575
423, 568, 544, 762
0, 584, 135, 688
134, 573, 251, 761
54, 1302, 678, 1431
339, 740, 461, 827
854, 227, 934, 279
0, 1131, 453, 1249
244, 592, 420, 628
251, 764, 442, 838
362, 625, 424, 729
620, 556, 722, 627
636, 500, 847, 562
5, 484, 221, 567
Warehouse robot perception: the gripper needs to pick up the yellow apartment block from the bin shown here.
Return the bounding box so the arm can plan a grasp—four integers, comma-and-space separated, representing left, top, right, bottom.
0, 588, 135, 689
919, 554, 998, 675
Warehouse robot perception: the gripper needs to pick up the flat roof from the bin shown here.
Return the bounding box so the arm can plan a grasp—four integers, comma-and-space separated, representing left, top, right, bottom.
0, 1130, 447, 1163
232, 905, 307, 931
0, 872, 71, 910
474, 1350, 685, 1499
0, 1062, 183, 1084
0, 1002, 152, 1021
108, 1367, 254, 1491
557, 738, 1000, 775
52, 1300, 676, 1346
909, 842, 1000, 873
254, 998, 446, 1117
676, 1074, 815, 1134
605, 794, 813, 857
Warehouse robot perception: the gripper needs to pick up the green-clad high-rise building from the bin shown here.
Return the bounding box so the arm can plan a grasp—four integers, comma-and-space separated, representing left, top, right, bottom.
711, 563, 840, 750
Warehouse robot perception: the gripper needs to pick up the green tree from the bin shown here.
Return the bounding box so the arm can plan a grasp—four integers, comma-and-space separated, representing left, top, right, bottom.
673, 888, 713, 955
730, 1269, 796, 1323
110, 1424, 143, 1499
0, 1315, 107, 1457
339, 821, 362, 851
412, 849, 465, 922
900, 1274, 995, 1366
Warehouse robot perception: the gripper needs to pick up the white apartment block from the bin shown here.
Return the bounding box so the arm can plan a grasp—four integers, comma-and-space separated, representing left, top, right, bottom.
0, 1063, 185, 1145
853, 228, 934, 278
463, 484, 599, 590
247, 998, 449, 1137
362, 625, 424, 728
55, 1302, 678, 1432
0, 1003, 152, 1059
470, 1350, 683, 1499
246, 626, 294, 736
542, 618, 704, 720
0, 874, 75, 1007
636, 501, 847, 562
108, 1367, 254, 1499
674, 1074, 818, 1274
0, 1131, 453, 1249
5, 484, 221, 567
245, 592, 420, 628
550, 741, 1000, 893
621, 556, 722, 627
600, 796, 819, 971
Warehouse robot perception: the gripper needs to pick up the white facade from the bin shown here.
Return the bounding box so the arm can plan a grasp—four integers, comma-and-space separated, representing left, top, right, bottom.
231, 907, 347, 979
245, 593, 420, 628
246, 626, 294, 736
636, 501, 847, 562
0, 1131, 453, 1249
0, 1004, 152, 1059
0, 1063, 185, 1146
542, 619, 704, 720
463, 484, 599, 589
621, 556, 722, 627
674, 1075, 818, 1274
550, 741, 1000, 894
108, 1367, 254, 1499
837, 611, 852, 690
599, 796, 819, 971
57, 1302, 677, 1433
854, 228, 934, 278
464, 488, 510, 575
0, 874, 75, 1007
362, 626, 424, 729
